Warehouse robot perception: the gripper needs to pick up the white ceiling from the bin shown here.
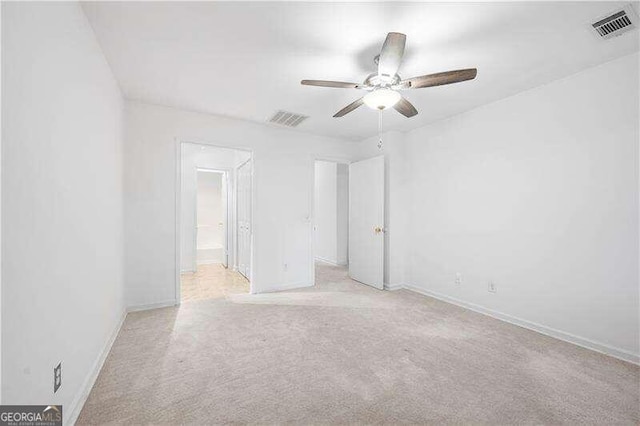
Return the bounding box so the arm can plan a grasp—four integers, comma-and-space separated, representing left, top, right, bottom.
82, 2, 639, 141
183, 142, 251, 170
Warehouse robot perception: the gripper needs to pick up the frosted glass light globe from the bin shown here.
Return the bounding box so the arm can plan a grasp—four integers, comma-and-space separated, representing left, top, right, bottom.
363, 89, 401, 110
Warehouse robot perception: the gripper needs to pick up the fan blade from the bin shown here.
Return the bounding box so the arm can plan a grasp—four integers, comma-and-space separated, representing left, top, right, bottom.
301, 80, 361, 89
378, 32, 406, 78
393, 97, 418, 118
333, 98, 364, 117
404, 68, 477, 89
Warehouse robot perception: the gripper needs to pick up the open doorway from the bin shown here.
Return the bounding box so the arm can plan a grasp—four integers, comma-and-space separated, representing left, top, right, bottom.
178, 142, 253, 303
313, 160, 349, 283
196, 169, 227, 266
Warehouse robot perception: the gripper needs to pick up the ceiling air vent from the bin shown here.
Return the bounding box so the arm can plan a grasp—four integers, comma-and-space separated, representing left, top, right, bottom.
592, 5, 638, 39
268, 110, 308, 128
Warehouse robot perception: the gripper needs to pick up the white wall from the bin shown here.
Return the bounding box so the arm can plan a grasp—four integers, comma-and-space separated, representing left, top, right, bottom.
398, 53, 639, 361
314, 161, 338, 264
336, 163, 349, 265
196, 171, 223, 264
314, 161, 348, 265
2, 1, 125, 419
125, 101, 356, 306
0, 0, 4, 402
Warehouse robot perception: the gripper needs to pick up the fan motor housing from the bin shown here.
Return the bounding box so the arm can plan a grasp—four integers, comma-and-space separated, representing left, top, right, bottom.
364, 72, 401, 88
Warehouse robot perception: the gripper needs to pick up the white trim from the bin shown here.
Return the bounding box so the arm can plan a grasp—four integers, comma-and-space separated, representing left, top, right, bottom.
175, 139, 255, 301
197, 168, 228, 174
126, 300, 177, 313
403, 284, 640, 366
174, 138, 182, 305
191, 164, 197, 272
65, 309, 127, 425
314, 257, 347, 266
383, 283, 403, 291
313, 155, 352, 165
235, 157, 252, 171
235, 157, 254, 291
257, 281, 314, 294
232, 161, 245, 272
309, 156, 316, 287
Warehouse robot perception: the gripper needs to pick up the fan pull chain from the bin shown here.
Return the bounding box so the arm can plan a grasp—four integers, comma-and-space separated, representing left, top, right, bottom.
377, 109, 383, 150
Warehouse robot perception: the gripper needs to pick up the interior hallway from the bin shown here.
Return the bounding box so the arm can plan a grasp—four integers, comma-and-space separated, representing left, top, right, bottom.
181, 264, 249, 303
78, 263, 639, 424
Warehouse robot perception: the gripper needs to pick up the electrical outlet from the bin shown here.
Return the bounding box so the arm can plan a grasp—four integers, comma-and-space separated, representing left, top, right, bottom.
54, 362, 61, 393
488, 281, 497, 293
455, 273, 462, 285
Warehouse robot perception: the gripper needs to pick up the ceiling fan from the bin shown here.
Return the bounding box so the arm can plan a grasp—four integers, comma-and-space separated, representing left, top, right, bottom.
301, 32, 477, 118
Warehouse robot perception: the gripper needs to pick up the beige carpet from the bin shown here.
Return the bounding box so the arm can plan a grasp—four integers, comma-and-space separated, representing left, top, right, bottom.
77, 263, 639, 424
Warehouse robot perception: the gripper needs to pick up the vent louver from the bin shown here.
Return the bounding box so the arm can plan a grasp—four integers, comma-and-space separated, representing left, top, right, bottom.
268, 110, 309, 128
592, 5, 638, 39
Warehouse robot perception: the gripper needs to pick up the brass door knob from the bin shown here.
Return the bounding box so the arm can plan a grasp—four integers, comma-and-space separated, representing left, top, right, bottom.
374, 226, 384, 234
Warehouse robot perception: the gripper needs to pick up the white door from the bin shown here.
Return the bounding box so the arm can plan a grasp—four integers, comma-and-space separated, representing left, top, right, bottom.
237, 159, 252, 279
349, 156, 384, 289
221, 172, 229, 268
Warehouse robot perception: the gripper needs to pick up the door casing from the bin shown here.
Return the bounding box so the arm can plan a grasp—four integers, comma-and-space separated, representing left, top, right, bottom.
175, 140, 254, 304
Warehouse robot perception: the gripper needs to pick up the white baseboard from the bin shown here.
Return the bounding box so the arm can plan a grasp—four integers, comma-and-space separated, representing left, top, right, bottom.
402, 284, 639, 365
127, 300, 177, 312
257, 281, 313, 294
384, 283, 404, 291
65, 309, 127, 425
314, 257, 347, 267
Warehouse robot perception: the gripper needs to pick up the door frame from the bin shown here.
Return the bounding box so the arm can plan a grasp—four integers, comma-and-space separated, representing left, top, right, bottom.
194, 168, 229, 269
310, 155, 352, 286
175, 139, 255, 304
235, 157, 252, 280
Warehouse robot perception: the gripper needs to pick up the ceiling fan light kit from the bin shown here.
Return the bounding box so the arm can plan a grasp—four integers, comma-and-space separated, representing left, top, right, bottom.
301, 32, 478, 147
363, 89, 401, 110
